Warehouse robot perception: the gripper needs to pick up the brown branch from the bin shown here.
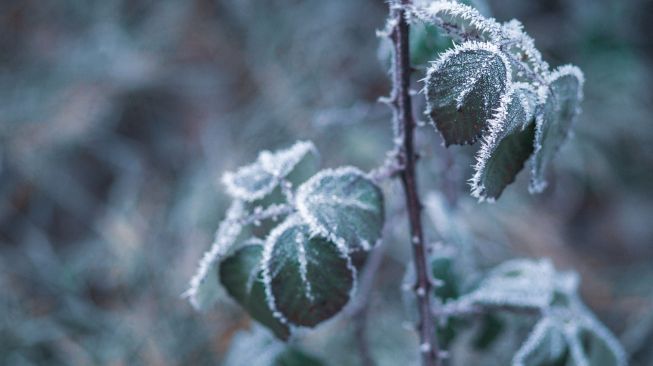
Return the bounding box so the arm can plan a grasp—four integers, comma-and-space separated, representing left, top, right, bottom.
387, 1, 441, 365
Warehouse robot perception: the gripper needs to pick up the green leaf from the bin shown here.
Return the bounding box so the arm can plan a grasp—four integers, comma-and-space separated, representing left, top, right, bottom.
222, 141, 319, 201
296, 167, 384, 253
425, 41, 511, 146
472, 83, 537, 201
530, 65, 584, 192
219, 239, 291, 340
262, 216, 355, 327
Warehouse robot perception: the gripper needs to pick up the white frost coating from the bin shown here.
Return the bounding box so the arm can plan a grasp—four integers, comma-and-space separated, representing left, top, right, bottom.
529, 65, 585, 193
295, 165, 380, 254
183, 200, 245, 309
260, 215, 301, 326
512, 317, 555, 366
501, 19, 549, 77
222, 164, 277, 202
469, 85, 514, 201
548, 65, 585, 102
222, 140, 318, 202
409, 1, 502, 41
470, 82, 536, 201
295, 230, 315, 302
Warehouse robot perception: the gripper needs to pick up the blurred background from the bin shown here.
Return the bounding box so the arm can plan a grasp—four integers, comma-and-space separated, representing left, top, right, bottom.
1, 0, 652, 365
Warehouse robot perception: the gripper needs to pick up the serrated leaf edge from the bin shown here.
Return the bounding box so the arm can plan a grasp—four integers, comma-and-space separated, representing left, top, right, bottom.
411, 1, 502, 41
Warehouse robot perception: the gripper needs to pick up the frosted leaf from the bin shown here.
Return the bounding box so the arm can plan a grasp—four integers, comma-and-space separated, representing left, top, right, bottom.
471, 83, 537, 201
222, 141, 318, 201
501, 19, 549, 78
219, 238, 291, 340
424, 41, 511, 145
296, 167, 384, 253
509, 262, 625, 366
460, 258, 555, 309
410, 1, 502, 42
183, 201, 245, 310
261, 216, 356, 327
530, 65, 584, 192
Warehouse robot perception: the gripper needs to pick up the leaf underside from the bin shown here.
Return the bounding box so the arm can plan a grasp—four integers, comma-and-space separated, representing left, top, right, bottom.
426, 44, 510, 145
530, 68, 583, 192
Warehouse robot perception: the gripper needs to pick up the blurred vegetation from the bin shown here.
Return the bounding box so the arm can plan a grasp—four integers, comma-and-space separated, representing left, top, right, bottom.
1, 0, 652, 365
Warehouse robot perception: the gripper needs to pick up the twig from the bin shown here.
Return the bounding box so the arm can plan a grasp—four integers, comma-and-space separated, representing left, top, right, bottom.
386, 1, 441, 365
238, 203, 293, 226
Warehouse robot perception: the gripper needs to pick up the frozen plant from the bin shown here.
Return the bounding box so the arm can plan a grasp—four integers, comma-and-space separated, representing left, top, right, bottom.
185, 1, 623, 366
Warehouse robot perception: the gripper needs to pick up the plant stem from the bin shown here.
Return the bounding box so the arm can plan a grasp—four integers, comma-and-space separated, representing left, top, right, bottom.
388, 1, 440, 365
